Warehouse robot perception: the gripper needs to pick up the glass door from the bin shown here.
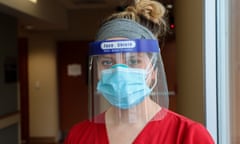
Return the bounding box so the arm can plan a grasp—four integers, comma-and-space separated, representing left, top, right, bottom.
206, 0, 240, 143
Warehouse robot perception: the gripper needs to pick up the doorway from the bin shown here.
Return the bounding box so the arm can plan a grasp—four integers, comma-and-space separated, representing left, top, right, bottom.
57, 41, 90, 139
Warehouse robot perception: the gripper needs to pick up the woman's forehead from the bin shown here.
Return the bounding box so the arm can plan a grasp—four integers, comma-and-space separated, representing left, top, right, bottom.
99, 53, 148, 58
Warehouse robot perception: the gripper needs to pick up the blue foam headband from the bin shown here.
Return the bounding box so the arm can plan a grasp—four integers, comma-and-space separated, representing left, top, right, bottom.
89, 39, 160, 55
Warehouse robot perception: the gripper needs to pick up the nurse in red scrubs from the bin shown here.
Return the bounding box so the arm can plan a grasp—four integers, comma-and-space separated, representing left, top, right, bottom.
64, 0, 215, 143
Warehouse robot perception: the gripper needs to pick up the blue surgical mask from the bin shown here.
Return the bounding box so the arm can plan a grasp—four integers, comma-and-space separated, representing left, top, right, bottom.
97, 64, 151, 109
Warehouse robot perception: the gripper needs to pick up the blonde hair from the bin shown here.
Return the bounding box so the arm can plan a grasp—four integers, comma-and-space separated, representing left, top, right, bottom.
103, 0, 167, 39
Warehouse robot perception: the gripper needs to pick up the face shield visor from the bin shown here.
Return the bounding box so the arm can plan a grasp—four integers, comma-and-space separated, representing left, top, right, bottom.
88, 39, 169, 123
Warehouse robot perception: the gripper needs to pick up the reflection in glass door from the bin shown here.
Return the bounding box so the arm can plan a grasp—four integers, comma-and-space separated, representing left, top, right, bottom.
216, 0, 240, 143
228, 0, 240, 143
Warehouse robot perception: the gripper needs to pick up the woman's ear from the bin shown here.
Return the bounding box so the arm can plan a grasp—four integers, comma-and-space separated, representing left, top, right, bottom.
152, 69, 157, 80
146, 67, 157, 87
150, 68, 157, 87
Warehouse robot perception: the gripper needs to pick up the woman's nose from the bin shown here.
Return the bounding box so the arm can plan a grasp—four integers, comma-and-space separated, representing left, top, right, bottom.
115, 54, 126, 64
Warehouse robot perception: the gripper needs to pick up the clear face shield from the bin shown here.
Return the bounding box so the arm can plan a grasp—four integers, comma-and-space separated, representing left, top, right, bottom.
88, 39, 169, 123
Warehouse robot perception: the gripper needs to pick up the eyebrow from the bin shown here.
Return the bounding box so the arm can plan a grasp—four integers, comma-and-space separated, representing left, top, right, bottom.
128, 53, 144, 58
98, 53, 146, 59
98, 55, 113, 59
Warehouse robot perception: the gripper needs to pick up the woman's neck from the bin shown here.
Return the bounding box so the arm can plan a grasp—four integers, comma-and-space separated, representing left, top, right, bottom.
105, 97, 161, 125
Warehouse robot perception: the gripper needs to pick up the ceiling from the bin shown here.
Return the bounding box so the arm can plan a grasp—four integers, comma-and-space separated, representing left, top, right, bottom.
12, 0, 174, 31
59, 0, 174, 10
59, 0, 119, 9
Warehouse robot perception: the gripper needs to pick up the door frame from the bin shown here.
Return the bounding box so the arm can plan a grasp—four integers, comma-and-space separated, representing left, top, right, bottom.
18, 38, 29, 144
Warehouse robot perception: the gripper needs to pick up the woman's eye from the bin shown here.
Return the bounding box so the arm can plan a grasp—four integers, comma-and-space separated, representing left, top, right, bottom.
128, 59, 140, 65
101, 60, 113, 66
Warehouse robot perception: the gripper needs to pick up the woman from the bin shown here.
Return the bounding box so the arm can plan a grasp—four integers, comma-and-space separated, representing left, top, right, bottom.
64, 0, 215, 143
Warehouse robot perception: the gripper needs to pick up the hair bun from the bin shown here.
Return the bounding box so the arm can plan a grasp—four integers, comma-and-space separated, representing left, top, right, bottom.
134, 0, 165, 24
103, 0, 167, 38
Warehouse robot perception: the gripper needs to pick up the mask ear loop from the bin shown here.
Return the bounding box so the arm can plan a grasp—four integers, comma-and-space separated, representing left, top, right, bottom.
150, 67, 158, 91
145, 56, 155, 75
145, 54, 157, 83
144, 54, 158, 94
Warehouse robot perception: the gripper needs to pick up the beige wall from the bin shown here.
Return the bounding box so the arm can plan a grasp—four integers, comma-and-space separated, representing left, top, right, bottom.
28, 34, 59, 139
175, 0, 205, 123
55, 8, 114, 40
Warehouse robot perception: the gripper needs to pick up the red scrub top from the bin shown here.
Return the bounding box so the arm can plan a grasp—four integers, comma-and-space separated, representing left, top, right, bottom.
64, 109, 214, 144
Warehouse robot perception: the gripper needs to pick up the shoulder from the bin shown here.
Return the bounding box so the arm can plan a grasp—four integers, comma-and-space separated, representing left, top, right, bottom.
68, 120, 93, 134
165, 109, 198, 125
64, 120, 103, 144
64, 113, 107, 143
164, 109, 215, 143
64, 120, 91, 143
67, 113, 105, 135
